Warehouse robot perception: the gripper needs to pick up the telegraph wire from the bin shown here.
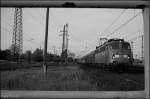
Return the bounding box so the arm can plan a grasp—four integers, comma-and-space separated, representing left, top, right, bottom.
130, 39, 142, 43
1, 10, 43, 52
124, 29, 142, 39
1, 20, 14, 29
129, 34, 143, 41
1, 25, 38, 45
107, 11, 142, 37
102, 9, 126, 36
133, 43, 142, 46
33, 9, 45, 21
71, 34, 82, 42
24, 36, 42, 45
1, 27, 12, 33
27, 10, 43, 25
26, 11, 46, 39
1, 20, 14, 35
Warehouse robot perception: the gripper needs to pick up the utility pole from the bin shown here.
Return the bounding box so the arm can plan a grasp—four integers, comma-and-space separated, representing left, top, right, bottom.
136, 54, 138, 59
65, 23, 69, 63
60, 25, 66, 62
66, 23, 69, 52
130, 41, 134, 60
62, 25, 66, 55
130, 41, 133, 53
52, 45, 56, 55
43, 8, 49, 74
141, 35, 144, 63
99, 33, 101, 46
60, 23, 69, 63
0, 29, 2, 51
11, 8, 23, 62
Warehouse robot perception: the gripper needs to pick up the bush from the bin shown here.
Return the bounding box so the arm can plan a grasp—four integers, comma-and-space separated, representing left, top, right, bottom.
0, 49, 11, 60
32, 48, 43, 62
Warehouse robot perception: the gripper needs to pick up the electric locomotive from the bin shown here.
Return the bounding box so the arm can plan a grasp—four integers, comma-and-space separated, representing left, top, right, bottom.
78, 38, 133, 71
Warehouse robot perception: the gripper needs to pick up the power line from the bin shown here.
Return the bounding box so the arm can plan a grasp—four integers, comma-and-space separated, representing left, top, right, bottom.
32, 9, 45, 21
1, 27, 12, 33
25, 11, 45, 39
71, 34, 82, 42
133, 43, 142, 46
107, 11, 142, 37
102, 9, 126, 36
129, 34, 143, 41
1, 20, 14, 29
27, 10, 43, 25
23, 36, 42, 45
1, 21, 14, 35
124, 29, 142, 39
131, 39, 142, 43
2, 11, 43, 40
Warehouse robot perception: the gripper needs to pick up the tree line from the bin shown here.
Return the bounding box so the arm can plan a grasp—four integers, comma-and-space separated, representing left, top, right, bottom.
0, 48, 74, 63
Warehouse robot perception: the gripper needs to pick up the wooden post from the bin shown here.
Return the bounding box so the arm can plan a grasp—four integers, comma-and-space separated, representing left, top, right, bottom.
141, 35, 144, 62
43, 8, 49, 74
143, 7, 149, 99
0, 28, 2, 51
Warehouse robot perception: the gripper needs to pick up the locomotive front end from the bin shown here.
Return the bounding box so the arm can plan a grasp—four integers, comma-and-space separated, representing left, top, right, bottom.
112, 53, 132, 66
108, 40, 133, 70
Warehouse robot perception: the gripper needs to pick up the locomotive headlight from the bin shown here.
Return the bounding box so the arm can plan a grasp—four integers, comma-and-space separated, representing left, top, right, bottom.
115, 55, 120, 58
123, 55, 128, 58
112, 54, 120, 59
123, 55, 130, 59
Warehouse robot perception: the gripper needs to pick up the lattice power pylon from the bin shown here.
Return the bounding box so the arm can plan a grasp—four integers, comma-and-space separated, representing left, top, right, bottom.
11, 8, 23, 61
60, 23, 69, 62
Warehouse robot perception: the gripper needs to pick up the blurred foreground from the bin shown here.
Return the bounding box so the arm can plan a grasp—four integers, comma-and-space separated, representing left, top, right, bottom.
1, 61, 144, 91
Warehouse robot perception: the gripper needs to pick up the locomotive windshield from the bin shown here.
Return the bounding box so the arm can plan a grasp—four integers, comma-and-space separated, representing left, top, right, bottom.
109, 41, 130, 50
122, 42, 131, 50
110, 42, 119, 49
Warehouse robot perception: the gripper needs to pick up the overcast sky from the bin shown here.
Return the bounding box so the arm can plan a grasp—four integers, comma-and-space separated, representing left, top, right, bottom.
1, 8, 143, 58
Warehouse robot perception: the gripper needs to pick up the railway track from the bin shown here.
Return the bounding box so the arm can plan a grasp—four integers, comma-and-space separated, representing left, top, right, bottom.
120, 77, 141, 85
79, 64, 144, 91
1, 63, 144, 91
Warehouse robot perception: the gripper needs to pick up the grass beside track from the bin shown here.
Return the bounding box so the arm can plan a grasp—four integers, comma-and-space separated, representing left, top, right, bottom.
80, 65, 144, 91
1, 62, 144, 91
1, 65, 95, 90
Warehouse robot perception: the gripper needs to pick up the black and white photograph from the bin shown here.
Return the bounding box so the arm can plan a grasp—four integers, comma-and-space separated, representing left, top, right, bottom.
0, 0, 149, 98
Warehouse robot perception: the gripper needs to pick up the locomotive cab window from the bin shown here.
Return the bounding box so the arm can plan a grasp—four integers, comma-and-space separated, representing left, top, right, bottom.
122, 43, 131, 50
110, 42, 120, 49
